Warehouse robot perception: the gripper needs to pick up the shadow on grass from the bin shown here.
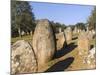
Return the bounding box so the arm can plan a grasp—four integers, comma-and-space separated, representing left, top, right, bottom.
90, 45, 94, 50
45, 57, 74, 72
72, 37, 78, 40
54, 42, 77, 59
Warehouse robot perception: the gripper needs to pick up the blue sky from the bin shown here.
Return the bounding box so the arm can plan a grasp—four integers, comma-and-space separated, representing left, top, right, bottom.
29, 2, 94, 25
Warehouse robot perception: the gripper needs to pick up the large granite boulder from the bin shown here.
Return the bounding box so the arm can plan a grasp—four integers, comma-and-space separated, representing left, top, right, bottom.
11, 40, 37, 74
32, 19, 56, 69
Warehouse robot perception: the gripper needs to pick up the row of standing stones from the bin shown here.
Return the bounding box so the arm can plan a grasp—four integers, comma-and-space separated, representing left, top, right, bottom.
11, 19, 96, 74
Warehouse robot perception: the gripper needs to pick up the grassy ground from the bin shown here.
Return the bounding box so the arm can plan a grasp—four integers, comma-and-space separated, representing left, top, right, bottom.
11, 35, 32, 44
39, 37, 95, 72
11, 34, 96, 72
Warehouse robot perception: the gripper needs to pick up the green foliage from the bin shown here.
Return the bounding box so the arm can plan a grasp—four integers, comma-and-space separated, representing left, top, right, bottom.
87, 7, 96, 30
75, 22, 86, 30
67, 25, 75, 31
50, 21, 66, 33
11, 1, 36, 37
11, 35, 32, 44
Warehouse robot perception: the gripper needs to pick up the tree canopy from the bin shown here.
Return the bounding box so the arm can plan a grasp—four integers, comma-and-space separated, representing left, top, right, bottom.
50, 21, 66, 33
87, 7, 96, 30
11, 1, 36, 37
75, 22, 86, 30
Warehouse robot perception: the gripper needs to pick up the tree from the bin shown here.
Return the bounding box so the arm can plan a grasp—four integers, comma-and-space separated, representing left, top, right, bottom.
87, 7, 96, 30
50, 21, 67, 33
68, 25, 75, 31
11, 1, 35, 37
75, 22, 86, 30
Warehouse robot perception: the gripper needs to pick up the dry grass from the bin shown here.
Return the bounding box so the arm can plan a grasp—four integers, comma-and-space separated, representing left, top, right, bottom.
11, 35, 32, 44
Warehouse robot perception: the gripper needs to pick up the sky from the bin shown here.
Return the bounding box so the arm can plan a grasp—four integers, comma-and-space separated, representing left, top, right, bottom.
29, 2, 95, 25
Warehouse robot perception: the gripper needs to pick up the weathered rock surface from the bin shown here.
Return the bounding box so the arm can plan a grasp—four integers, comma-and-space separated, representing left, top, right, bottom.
78, 31, 90, 56
87, 30, 96, 40
64, 27, 72, 42
73, 27, 78, 34
86, 31, 94, 41
32, 19, 56, 69
77, 31, 95, 69
83, 47, 96, 69
11, 40, 37, 74
58, 27, 62, 33
56, 32, 65, 50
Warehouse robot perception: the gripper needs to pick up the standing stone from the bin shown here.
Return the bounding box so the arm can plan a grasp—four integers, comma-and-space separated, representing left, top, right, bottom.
11, 40, 37, 74
82, 47, 96, 69
56, 32, 65, 50
30, 31, 33, 36
73, 26, 78, 34
64, 27, 72, 42
77, 29, 80, 33
27, 32, 29, 35
87, 47, 96, 69
21, 31, 25, 36
92, 29, 96, 39
32, 19, 56, 69
86, 26, 89, 32
78, 31, 90, 56
78, 29, 82, 33
58, 27, 62, 33
92, 29, 96, 35
87, 31, 93, 40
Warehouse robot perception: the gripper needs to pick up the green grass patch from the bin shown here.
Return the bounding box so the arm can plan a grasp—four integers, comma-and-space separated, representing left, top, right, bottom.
11, 35, 32, 44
